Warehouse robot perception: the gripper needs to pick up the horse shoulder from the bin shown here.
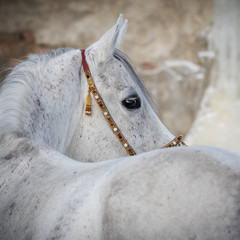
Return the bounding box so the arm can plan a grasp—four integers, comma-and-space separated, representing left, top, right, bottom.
101, 146, 240, 240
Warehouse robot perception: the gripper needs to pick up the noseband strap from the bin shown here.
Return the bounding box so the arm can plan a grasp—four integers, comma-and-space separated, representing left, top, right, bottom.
81, 50, 186, 156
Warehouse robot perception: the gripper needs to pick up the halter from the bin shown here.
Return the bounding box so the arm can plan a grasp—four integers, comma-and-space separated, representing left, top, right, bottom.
81, 50, 186, 156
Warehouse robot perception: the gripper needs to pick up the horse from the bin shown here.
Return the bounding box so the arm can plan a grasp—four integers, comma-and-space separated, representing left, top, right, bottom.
0, 14, 240, 240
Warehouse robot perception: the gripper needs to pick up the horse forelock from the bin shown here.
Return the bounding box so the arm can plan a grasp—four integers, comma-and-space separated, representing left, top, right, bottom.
113, 49, 158, 113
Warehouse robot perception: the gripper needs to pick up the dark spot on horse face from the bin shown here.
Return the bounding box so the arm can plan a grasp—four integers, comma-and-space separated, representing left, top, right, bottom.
9, 202, 15, 208
55, 225, 60, 231
8, 202, 16, 216
98, 73, 109, 87
23, 177, 28, 183
50, 225, 63, 240
99, 73, 105, 79
4, 153, 15, 160
35, 98, 45, 111
36, 99, 41, 107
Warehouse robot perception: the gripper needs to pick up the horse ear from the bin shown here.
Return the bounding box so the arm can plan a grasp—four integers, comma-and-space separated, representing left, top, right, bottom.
86, 14, 128, 65
115, 19, 128, 49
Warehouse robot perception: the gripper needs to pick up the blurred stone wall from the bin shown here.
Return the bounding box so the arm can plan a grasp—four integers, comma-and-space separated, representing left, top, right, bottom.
0, 0, 213, 136
186, 0, 240, 153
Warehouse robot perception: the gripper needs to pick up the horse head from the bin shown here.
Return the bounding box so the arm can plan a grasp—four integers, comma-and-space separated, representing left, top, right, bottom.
67, 15, 175, 162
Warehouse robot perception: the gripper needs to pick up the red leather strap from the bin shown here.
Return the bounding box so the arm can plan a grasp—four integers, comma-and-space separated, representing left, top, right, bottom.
81, 50, 90, 74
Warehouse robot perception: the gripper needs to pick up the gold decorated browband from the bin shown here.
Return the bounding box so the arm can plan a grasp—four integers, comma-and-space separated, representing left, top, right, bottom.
81, 50, 186, 156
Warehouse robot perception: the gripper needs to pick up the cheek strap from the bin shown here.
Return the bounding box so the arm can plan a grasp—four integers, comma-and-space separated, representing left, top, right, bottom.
81, 50, 136, 156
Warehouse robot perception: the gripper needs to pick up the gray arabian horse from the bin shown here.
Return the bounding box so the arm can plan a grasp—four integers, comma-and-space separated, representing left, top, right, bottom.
0, 15, 240, 240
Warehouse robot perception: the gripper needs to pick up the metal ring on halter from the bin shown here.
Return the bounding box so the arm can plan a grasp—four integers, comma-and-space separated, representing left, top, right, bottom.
81, 50, 186, 156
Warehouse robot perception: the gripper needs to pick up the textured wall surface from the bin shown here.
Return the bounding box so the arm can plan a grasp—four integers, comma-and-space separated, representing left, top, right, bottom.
186, 0, 240, 153
0, 0, 213, 62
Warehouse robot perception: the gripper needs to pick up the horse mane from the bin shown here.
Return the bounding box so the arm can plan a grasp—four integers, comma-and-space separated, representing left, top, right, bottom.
113, 49, 158, 113
0, 48, 73, 137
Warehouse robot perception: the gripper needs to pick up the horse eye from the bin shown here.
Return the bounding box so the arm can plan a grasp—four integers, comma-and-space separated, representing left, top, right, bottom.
122, 96, 141, 109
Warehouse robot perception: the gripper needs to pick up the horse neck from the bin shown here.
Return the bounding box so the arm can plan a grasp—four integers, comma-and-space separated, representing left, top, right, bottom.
0, 49, 83, 153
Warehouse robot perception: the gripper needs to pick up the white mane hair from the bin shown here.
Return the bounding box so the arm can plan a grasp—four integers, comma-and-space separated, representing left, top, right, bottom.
0, 48, 70, 135
0, 48, 79, 150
